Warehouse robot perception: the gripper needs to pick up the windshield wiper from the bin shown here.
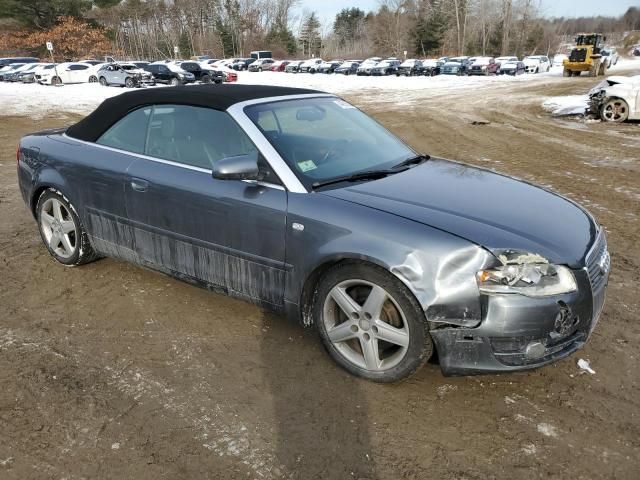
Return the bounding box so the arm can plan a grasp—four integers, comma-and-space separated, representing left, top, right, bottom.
392, 154, 430, 169
311, 167, 407, 190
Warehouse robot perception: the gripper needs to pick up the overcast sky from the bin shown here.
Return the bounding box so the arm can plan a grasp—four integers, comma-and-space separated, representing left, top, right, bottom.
302, 0, 639, 25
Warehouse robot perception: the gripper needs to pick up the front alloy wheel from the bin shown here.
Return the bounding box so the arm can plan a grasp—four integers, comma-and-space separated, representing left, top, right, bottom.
601, 98, 629, 123
315, 263, 432, 382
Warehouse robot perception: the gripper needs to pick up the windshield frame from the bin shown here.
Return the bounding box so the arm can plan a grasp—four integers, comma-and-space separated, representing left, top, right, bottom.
240, 95, 418, 191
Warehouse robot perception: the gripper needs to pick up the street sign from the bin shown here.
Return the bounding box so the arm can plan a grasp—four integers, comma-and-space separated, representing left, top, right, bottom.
174, 46, 179, 54
46, 41, 53, 51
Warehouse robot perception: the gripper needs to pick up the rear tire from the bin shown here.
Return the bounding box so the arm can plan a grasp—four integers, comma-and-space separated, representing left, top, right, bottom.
36, 189, 99, 266
313, 262, 433, 383
89, 75, 97, 83
51, 76, 62, 85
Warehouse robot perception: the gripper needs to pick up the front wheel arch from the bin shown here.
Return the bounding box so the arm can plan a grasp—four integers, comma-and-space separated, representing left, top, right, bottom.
299, 257, 414, 327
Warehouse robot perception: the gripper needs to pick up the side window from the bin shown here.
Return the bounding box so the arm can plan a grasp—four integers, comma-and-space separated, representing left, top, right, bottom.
145, 105, 272, 175
97, 107, 152, 154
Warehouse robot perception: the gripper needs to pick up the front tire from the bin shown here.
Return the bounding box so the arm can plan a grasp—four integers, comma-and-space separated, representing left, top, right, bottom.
170, 78, 181, 86
314, 263, 433, 382
600, 98, 629, 123
36, 189, 98, 266
99, 76, 108, 86
124, 77, 135, 88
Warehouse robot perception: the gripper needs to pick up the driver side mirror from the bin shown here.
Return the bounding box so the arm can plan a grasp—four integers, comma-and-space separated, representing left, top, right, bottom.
212, 152, 259, 181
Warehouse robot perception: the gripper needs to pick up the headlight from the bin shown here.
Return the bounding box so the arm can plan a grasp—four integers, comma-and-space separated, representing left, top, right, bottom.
477, 255, 577, 297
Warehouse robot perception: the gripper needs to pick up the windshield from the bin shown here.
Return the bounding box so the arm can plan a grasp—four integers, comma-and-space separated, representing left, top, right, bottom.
245, 97, 416, 189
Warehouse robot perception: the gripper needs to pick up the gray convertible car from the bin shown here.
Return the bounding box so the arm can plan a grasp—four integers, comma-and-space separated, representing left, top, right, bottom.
17, 85, 610, 382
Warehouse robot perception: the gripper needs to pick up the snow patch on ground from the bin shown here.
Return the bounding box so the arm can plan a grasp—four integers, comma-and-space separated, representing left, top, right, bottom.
537, 422, 559, 438
542, 95, 588, 116
0, 68, 560, 118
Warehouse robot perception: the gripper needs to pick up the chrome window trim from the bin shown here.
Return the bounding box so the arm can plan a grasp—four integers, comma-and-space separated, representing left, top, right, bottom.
227, 93, 337, 194
61, 133, 285, 191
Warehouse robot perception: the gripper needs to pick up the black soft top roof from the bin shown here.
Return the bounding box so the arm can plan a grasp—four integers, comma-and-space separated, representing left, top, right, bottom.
66, 84, 324, 142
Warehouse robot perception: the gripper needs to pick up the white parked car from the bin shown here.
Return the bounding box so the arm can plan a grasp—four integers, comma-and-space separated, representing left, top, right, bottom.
601, 47, 619, 68
356, 57, 382, 75
588, 75, 640, 123
523, 55, 551, 73
496, 56, 518, 64
298, 58, 323, 73
552, 54, 568, 68
37, 62, 96, 85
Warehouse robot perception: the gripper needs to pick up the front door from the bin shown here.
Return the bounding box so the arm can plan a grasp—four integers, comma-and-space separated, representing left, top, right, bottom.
123, 104, 288, 308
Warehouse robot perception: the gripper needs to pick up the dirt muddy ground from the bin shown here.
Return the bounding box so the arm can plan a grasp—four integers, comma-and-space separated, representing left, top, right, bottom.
1, 71, 639, 479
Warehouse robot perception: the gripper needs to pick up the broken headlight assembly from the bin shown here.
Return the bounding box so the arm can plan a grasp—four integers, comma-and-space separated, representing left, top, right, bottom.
477, 256, 577, 297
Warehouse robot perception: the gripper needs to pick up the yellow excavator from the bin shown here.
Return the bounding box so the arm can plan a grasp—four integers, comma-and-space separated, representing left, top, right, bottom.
563, 33, 607, 77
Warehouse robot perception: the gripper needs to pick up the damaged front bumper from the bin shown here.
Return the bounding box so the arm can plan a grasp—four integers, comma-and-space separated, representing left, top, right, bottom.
587, 90, 606, 117
431, 236, 609, 376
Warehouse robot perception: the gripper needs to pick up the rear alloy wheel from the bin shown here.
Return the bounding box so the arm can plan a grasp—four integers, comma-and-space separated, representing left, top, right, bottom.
314, 263, 432, 382
88, 75, 98, 83
600, 98, 629, 123
36, 189, 98, 266
51, 76, 62, 85
99, 76, 108, 86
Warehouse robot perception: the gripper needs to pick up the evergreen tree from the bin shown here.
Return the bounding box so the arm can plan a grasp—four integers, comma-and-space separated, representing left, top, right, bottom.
299, 12, 321, 57
333, 8, 366, 46
413, 4, 447, 56
0, 0, 96, 29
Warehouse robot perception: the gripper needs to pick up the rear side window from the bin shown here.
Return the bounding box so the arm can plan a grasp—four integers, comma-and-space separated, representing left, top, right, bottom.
97, 107, 152, 154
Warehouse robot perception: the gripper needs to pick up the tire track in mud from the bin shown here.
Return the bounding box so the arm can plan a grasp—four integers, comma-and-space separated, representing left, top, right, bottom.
0, 326, 283, 479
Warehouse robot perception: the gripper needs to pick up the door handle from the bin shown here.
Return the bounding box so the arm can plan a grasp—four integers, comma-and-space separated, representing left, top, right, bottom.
130, 178, 149, 192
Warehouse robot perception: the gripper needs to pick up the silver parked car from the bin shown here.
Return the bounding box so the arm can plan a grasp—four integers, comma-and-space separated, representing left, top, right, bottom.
97, 63, 155, 87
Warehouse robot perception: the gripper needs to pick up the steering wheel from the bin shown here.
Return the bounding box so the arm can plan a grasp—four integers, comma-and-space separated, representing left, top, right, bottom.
319, 139, 349, 165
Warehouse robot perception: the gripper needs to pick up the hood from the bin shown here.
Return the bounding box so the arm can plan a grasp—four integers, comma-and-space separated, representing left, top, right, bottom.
321, 159, 596, 267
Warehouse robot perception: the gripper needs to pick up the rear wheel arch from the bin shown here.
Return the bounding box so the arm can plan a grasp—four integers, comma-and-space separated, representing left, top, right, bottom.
31, 184, 77, 220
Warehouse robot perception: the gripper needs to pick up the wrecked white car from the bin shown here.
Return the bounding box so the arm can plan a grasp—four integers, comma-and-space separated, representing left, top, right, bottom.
588, 75, 640, 122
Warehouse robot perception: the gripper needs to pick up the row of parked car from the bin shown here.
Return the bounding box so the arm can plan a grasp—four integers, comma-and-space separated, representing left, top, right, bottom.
0, 57, 237, 87
210, 55, 557, 77
0, 47, 620, 88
